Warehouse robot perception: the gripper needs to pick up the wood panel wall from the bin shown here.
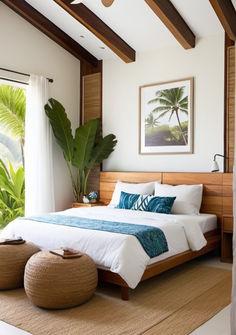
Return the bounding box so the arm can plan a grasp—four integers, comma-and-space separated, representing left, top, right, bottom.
225, 45, 235, 172
100, 171, 233, 226
81, 63, 102, 195
82, 72, 102, 124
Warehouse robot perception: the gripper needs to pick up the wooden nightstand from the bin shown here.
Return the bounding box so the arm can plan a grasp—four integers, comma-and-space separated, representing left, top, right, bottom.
221, 215, 233, 263
72, 202, 106, 208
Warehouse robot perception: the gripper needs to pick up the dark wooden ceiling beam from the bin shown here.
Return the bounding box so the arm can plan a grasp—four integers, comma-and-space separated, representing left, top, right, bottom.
144, 0, 195, 49
1, 0, 98, 67
53, 1, 136, 63
209, 0, 236, 41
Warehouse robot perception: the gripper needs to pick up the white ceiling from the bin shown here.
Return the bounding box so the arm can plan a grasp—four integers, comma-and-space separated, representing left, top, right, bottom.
25, 0, 236, 61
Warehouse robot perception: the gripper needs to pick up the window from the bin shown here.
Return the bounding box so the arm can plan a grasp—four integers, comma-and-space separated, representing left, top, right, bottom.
0, 79, 27, 229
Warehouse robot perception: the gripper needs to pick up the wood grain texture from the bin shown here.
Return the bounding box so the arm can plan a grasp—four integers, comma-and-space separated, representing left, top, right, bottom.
225, 46, 235, 172
81, 71, 102, 196
101, 171, 162, 183
162, 172, 223, 185
223, 216, 233, 232
144, 0, 195, 49
1, 0, 98, 66
221, 215, 233, 262
72, 201, 105, 208
82, 73, 102, 124
223, 173, 233, 215
100, 172, 233, 223
209, 0, 236, 41
86, 165, 101, 196
223, 172, 233, 185
53, 1, 136, 63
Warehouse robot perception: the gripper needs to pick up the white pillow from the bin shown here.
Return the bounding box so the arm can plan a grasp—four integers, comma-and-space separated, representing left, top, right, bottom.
109, 180, 161, 208
154, 183, 203, 215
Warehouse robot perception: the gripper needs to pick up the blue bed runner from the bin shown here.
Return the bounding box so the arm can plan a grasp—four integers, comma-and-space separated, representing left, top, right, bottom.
23, 214, 168, 258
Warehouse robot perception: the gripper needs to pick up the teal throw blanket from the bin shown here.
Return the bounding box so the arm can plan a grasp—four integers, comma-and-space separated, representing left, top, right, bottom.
23, 214, 168, 258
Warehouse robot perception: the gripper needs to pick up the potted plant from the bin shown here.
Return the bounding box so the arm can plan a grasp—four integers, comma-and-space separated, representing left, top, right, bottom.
45, 98, 117, 202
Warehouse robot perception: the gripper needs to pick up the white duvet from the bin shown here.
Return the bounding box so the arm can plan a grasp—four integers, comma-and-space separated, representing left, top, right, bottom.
1, 207, 215, 289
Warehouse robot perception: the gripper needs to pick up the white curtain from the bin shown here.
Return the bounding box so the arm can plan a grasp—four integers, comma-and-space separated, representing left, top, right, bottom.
25, 75, 55, 216
231, 45, 236, 335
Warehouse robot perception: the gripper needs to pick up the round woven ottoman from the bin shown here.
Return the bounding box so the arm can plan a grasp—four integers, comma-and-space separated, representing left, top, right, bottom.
0, 242, 40, 290
24, 250, 98, 309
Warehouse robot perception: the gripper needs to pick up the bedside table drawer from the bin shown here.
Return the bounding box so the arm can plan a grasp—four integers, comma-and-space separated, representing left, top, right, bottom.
223, 217, 233, 233
72, 202, 105, 208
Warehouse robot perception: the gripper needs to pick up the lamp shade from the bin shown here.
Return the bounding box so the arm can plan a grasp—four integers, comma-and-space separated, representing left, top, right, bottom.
211, 160, 220, 172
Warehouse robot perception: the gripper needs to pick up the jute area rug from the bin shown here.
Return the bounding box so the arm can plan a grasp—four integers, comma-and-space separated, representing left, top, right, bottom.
0, 263, 232, 335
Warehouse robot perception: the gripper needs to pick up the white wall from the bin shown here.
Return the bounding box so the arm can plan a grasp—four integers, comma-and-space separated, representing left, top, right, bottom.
103, 34, 225, 172
0, 3, 80, 210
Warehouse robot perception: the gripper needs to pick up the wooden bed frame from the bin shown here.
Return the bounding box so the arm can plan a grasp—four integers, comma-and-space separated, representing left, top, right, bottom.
97, 171, 233, 300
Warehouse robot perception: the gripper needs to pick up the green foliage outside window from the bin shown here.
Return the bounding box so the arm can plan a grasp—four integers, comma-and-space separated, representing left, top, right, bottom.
0, 84, 25, 228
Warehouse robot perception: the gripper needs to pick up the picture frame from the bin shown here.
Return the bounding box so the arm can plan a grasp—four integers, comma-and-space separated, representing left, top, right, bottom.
139, 77, 194, 155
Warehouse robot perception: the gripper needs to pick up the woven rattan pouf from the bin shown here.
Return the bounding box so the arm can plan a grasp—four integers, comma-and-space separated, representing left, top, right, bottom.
0, 242, 40, 290
24, 250, 98, 309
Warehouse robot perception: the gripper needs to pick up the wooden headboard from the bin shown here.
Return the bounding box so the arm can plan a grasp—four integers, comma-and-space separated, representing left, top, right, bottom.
100, 172, 233, 226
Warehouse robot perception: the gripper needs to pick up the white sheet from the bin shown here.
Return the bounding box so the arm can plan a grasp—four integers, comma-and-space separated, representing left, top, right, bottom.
1, 207, 216, 289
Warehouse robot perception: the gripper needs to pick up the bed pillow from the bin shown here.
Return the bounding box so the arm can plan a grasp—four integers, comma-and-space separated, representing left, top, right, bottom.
109, 180, 160, 208
116, 191, 141, 209
154, 184, 203, 215
131, 195, 176, 214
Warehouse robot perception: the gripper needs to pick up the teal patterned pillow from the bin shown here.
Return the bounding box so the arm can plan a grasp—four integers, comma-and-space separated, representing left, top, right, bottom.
131, 194, 151, 211
116, 191, 140, 209
131, 195, 176, 214
147, 196, 176, 214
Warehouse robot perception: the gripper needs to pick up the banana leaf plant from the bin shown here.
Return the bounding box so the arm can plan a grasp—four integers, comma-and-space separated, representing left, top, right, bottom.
45, 98, 117, 202
0, 159, 25, 229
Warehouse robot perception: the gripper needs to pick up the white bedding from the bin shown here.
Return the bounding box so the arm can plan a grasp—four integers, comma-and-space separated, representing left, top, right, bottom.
1, 207, 217, 289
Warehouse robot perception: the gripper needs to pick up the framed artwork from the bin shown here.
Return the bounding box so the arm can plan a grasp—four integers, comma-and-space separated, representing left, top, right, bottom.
139, 77, 194, 154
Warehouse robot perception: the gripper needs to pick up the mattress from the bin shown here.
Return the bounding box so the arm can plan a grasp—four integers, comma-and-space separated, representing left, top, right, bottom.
163, 213, 217, 234
0, 207, 217, 288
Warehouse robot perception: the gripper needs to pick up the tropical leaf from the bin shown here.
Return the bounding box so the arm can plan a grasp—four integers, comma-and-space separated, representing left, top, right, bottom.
145, 113, 159, 129
87, 134, 117, 170
0, 160, 24, 228
13, 167, 24, 198
45, 98, 117, 198
0, 85, 25, 140
8, 160, 16, 183
0, 159, 10, 180
179, 96, 188, 105
156, 110, 172, 120
168, 110, 175, 122
0, 175, 15, 198
148, 97, 172, 105
72, 119, 99, 173
44, 98, 74, 162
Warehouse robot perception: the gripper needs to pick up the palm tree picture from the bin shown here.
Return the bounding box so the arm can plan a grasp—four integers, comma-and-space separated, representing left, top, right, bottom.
148, 87, 188, 145
139, 78, 193, 154
145, 113, 159, 131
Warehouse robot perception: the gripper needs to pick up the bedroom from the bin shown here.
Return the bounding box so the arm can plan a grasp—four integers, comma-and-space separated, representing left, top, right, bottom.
0, 0, 235, 334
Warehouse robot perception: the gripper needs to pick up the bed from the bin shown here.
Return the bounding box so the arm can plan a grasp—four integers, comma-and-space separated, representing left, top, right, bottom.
1, 171, 232, 300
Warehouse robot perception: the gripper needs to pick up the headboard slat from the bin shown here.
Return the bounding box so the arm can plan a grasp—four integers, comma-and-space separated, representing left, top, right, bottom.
100, 171, 233, 227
